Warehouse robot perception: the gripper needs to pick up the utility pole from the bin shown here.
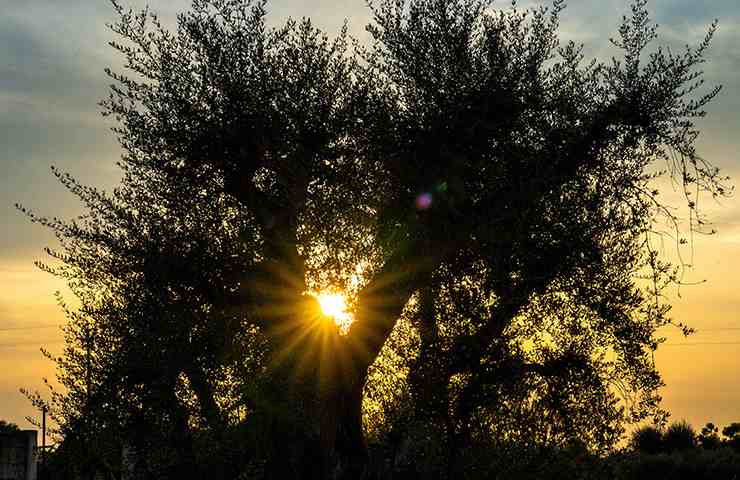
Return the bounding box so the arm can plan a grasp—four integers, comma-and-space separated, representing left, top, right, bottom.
42, 405, 46, 450
41, 405, 46, 478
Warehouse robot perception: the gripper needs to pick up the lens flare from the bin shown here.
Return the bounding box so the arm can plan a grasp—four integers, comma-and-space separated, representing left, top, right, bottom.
415, 192, 433, 210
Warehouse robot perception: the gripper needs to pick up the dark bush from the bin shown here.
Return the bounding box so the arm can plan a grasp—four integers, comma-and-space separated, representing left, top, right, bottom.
631, 425, 663, 454
664, 421, 696, 452
613, 448, 740, 480
727, 435, 740, 454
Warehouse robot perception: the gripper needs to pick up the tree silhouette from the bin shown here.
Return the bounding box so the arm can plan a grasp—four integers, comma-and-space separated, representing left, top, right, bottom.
20, 0, 729, 478
723, 423, 740, 440
723, 423, 740, 452
0, 420, 21, 434
699, 423, 721, 450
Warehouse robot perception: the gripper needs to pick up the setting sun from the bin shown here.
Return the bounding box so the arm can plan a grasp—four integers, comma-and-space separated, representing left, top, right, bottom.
315, 292, 353, 332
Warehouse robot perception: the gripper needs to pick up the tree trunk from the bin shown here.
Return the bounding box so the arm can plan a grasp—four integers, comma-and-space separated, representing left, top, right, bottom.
399, 287, 455, 479
321, 378, 367, 479
257, 322, 369, 479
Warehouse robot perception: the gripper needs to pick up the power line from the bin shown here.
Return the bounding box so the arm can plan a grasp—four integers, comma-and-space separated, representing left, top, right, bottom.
661, 342, 740, 346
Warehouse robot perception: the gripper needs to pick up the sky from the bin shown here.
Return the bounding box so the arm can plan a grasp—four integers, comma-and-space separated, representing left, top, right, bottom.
1, 0, 739, 438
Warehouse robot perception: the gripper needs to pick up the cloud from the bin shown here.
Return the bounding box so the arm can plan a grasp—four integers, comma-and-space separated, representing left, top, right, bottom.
652, 0, 739, 25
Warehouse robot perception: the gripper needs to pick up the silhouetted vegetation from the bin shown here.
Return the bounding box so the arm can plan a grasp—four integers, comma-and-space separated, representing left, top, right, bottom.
698, 423, 722, 450
664, 421, 698, 452
632, 425, 664, 455
614, 449, 740, 480
0, 420, 21, 434
632, 421, 700, 455
723, 423, 740, 449
619, 421, 740, 480
18, 0, 731, 478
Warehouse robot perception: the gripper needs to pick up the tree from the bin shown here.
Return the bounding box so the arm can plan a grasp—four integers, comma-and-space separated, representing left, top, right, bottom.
21, 0, 729, 478
0, 420, 21, 434
699, 423, 721, 450
723, 423, 740, 452
722, 423, 740, 441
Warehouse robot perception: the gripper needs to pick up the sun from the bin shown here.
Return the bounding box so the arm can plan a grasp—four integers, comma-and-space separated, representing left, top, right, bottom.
317, 293, 346, 318
315, 292, 354, 332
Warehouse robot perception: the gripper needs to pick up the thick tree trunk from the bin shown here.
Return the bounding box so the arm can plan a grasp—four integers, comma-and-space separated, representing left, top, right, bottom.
322, 376, 367, 480
394, 287, 455, 479
225, 166, 447, 478
254, 375, 365, 479
259, 324, 368, 479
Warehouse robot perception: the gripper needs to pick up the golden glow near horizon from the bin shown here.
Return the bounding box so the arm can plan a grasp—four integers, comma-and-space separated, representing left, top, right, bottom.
316, 292, 354, 333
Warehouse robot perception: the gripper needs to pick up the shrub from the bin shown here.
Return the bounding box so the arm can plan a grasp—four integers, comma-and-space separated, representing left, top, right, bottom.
631, 425, 663, 454
664, 421, 696, 452
614, 448, 740, 480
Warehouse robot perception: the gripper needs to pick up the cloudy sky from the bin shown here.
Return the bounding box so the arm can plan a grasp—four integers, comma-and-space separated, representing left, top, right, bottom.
1, 0, 739, 436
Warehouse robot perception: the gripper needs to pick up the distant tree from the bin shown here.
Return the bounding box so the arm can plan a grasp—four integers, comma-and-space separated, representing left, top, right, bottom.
21, 0, 729, 478
722, 423, 740, 440
723, 423, 740, 452
0, 420, 21, 434
699, 422, 721, 450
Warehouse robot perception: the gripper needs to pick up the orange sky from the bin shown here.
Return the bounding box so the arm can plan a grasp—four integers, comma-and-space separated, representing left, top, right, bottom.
1, 0, 738, 439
